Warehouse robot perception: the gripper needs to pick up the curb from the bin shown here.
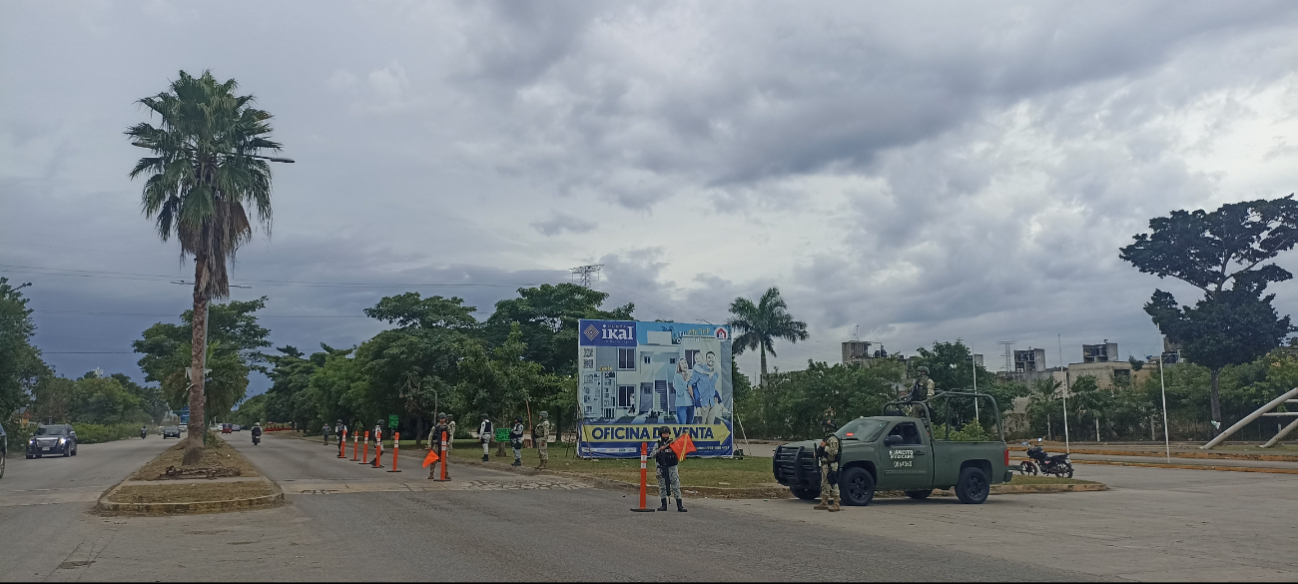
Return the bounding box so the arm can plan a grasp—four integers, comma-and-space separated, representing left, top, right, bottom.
95, 476, 285, 516
450, 458, 1105, 498
1074, 459, 1298, 475
1008, 445, 1298, 463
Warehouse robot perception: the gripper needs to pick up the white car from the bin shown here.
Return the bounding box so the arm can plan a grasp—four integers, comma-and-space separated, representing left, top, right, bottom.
179, 424, 188, 432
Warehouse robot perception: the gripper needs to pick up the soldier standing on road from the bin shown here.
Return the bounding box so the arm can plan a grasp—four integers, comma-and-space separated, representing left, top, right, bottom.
334, 419, 346, 445
815, 418, 842, 512
650, 426, 687, 512
478, 413, 493, 462
427, 413, 450, 480
322, 422, 331, 445
509, 416, 525, 467
371, 419, 384, 465
534, 411, 552, 470
446, 416, 456, 452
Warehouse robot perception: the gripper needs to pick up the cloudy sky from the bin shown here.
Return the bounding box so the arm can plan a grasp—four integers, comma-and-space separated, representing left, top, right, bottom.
4, 1, 1298, 395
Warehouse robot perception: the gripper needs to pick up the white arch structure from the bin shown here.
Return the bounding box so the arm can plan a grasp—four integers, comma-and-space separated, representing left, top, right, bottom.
1201, 386, 1298, 449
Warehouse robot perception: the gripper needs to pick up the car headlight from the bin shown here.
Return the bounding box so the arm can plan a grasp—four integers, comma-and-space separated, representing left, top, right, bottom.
58, 438, 65, 444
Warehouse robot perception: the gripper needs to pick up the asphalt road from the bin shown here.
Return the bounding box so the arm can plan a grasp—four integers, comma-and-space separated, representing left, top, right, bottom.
2, 432, 1295, 581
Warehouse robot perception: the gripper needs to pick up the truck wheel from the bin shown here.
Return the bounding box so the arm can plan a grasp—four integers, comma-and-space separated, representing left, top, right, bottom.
904, 489, 932, 500
790, 487, 820, 501
839, 467, 876, 506
955, 467, 990, 504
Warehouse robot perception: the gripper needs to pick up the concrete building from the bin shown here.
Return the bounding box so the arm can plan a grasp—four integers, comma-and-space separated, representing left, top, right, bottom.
1082, 340, 1120, 363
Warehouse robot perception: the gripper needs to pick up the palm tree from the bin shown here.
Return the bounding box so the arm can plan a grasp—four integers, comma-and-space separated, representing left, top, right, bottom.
126, 70, 282, 465
727, 287, 809, 387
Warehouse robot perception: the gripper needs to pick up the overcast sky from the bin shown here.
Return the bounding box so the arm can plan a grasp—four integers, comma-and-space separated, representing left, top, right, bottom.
4, 1, 1298, 396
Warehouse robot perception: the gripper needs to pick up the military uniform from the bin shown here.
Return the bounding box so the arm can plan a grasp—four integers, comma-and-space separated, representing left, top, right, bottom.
478, 415, 492, 462
534, 412, 552, 469
446, 420, 456, 451
509, 418, 525, 466
427, 414, 450, 479
908, 368, 935, 417
815, 421, 842, 511
650, 428, 687, 512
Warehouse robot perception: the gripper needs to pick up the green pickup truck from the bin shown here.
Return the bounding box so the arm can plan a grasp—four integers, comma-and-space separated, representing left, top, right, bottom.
772, 391, 1014, 506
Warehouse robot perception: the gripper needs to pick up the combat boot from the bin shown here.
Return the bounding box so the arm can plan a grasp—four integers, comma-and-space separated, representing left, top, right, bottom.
813, 496, 829, 511
482, 454, 489, 462
657, 498, 668, 511
676, 498, 687, 512
828, 499, 841, 512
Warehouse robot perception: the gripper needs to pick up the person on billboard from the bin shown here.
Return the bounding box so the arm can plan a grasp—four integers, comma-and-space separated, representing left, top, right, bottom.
691, 351, 721, 424
672, 358, 695, 425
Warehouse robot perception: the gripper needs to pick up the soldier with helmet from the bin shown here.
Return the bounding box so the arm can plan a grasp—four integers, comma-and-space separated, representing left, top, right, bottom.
815, 414, 842, 512
509, 416, 525, 467
427, 412, 451, 480
534, 411, 552, 470
478, 413, 493, 462
649, 426, 687, 512
908, 366, 936, 417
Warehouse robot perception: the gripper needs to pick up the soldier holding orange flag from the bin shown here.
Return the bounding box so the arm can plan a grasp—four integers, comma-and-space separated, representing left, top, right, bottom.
650, 426, 688, 512
427, 413, 450, 479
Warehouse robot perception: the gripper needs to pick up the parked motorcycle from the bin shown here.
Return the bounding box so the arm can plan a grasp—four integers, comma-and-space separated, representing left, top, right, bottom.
1020, 445, 1074, 478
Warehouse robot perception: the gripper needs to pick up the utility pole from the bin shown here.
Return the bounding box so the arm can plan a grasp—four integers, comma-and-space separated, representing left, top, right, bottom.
570, 264, 604, 288
997, 341, 1014, 373
1059, 334, 1070, 453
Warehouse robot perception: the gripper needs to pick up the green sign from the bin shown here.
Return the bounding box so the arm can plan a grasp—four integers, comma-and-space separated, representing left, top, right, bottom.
494, 428, 509, 442
388, 415, 399, 429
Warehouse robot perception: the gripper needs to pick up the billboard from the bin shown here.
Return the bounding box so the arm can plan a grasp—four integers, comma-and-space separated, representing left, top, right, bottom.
577, 319, 733, 458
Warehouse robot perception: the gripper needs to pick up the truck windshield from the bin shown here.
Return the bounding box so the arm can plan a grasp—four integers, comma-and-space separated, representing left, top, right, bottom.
840, 419, 886, 442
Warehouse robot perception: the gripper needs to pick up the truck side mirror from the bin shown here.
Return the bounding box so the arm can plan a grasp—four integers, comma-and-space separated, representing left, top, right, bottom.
884, 435, 903, 447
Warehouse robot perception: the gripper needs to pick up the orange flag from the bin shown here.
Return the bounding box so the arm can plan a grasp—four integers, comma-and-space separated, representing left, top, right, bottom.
422, 449, 440, 468
670, 431, 697, 461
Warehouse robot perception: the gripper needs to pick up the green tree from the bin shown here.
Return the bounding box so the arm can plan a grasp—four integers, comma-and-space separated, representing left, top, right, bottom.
232, 393, 268, 427
909, 340, 1024, 420
485, 284, 633, 376
742, 359, 905, 440
127, 70, 284, 465
1121, 196, 1298, 433
0, 278, 49, 417
727, 287, 808, 387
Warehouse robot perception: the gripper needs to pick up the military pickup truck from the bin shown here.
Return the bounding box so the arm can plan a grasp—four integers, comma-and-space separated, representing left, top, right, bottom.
772, 391, 1014, 506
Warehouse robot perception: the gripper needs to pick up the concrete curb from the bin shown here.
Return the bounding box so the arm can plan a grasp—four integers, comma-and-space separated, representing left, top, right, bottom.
1008, 445, 1298, 463
1074, 459, 1298, 475
450, 457, 1105, 498
95, 476, 285, 516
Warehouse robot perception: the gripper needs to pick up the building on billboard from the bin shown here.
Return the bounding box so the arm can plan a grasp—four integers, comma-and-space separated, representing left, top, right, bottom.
577, 319, 734, 458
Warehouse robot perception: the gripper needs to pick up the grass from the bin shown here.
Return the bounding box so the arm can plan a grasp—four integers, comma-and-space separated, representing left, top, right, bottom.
130, 433, 260, 481
107, 481, 274, 504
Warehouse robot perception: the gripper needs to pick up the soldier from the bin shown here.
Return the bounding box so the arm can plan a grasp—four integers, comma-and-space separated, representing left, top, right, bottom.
509, 416, 525, 467
534, 411, 552, 470
908, 366, 935, 417
446, 416, 456, 452
371, 419, 384, 465
650, 426, 687, 512
478, 413, 492, 462
427, 413, 450, 479
334, 419, 346, 445
322, 422, 331, 445
815, 418, 842, 512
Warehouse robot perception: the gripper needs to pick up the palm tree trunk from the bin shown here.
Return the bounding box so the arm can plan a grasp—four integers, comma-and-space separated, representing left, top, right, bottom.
183, 257, 209, 466
759, 345, 768, 388
1209, 368, 1223, 436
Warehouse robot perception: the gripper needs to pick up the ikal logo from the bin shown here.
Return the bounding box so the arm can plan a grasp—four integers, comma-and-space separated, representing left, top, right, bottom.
584, 324, 600, 341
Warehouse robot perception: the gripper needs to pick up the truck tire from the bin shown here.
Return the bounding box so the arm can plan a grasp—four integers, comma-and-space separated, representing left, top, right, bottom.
790, 487, 820, 501
839, 467, 876, 506
904, 489, 932, 500
955, 466, 990, 504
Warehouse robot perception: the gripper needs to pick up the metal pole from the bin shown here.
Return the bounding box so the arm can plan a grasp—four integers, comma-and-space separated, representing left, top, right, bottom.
1202, 386, 1298, 449
1262, 417, 1298, 448
1159, 356, 1171, 462
1059, 334, 1069, 453
971, 348, 979, 421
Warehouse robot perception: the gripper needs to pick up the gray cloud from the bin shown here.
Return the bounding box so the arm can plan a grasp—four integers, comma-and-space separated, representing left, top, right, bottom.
531, 213, 597, 236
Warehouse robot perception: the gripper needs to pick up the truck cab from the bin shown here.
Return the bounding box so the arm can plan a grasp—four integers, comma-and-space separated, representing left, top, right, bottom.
773, 391, 1013, 506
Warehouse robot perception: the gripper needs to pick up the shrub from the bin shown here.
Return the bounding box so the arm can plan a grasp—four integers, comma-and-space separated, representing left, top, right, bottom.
71, 422, 142, 444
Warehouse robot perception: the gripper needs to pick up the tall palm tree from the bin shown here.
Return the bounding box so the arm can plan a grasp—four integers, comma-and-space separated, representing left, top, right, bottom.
126, 70, 282, 465
727, 287, 809, 387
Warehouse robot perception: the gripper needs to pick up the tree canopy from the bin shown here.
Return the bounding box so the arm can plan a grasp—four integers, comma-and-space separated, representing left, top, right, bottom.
727, 286, 808, 385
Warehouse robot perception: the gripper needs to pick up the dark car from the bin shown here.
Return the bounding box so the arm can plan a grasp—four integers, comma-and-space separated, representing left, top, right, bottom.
162, 425, 181, 438
0, 421, 7, 479
27, 424, 78, 458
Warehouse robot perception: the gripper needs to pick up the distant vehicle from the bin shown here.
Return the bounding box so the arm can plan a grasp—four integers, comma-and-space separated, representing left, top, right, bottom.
0, 421, 7, 479
27, 424, 78, 459
162, 426, 181, 439
179, 423, 188, 433
221, 424, 232, 434
232, 424, 242, 432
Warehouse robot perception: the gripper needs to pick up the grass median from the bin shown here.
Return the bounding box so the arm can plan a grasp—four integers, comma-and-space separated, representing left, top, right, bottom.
102, 433, 276, 513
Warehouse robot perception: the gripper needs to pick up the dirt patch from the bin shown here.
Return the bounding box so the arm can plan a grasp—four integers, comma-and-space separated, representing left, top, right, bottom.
107, 481, 274, 504
129, 434, 260, 481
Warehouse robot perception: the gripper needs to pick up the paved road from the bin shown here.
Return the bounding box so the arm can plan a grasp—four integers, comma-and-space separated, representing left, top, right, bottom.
3, 433, 1295, 581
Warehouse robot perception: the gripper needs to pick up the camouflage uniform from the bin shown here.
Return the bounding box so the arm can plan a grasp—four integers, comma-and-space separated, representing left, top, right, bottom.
815, 421, 842, 511
651, 428, 687, 512
534, 412, 552, 469
427, 414, 450, 479
908, 370, 935, 418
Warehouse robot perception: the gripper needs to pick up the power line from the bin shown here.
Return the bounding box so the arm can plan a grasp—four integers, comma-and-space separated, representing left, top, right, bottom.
0, 263, 542, 289
32, 309, 370, 319
570, 264, 603, 288
44, 351, 135, 355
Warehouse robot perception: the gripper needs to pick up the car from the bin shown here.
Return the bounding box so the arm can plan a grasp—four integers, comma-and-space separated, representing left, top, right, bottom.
162, 425, 181, 438
221, 423, 232, 434
232, 424, 242, 432
772, 391, 1012, 506
0, 421, 7, 479
26, 424, 78, 459
179, 423, 188, 433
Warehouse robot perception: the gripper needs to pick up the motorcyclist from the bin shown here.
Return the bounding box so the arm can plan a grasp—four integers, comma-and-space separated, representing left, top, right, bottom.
251, 422, 263, 445
140, 425, 147, 439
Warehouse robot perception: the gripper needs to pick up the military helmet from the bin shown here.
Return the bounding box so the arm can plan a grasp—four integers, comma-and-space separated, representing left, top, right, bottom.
481, 413, 490, 419
917, 365, 930, 374
377, 419, 384, 426
436, 412, 447, 420
539, 411, 548, 418
822, 418, 837, 434
515, 416, 523, 423
658, 425, 672, 436
336, 419, 342, 423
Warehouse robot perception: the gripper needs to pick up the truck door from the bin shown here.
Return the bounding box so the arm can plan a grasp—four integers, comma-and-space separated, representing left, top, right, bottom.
882, 421, 933, 489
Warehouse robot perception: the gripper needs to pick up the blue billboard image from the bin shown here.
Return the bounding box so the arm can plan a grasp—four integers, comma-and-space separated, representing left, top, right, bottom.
576, 319, 734, 458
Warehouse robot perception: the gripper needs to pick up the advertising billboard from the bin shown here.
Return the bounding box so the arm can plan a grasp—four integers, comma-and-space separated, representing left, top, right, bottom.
577, 319, 733, 458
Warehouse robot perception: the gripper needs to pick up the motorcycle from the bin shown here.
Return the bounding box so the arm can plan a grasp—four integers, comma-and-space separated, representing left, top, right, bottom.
140, 428, 147, 439
1020, 445, 1074, 478
252, 434, 260, 446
